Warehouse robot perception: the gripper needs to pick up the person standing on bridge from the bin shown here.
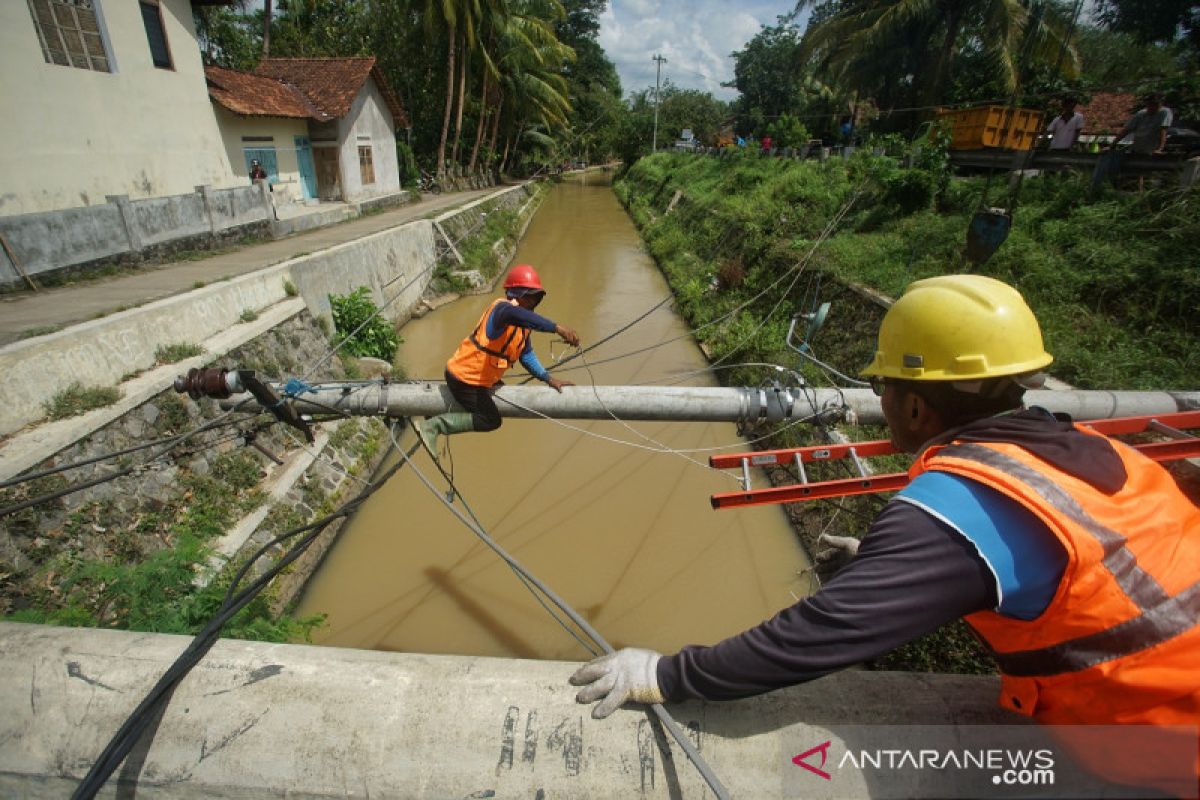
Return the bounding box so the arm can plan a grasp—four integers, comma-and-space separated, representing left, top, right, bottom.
419, 264, 580, 453
569, 275, 1199, 795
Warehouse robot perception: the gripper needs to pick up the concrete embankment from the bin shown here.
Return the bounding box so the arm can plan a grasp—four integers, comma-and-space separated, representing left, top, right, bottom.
0, 621, 1019, 798
0, 182, 543, 627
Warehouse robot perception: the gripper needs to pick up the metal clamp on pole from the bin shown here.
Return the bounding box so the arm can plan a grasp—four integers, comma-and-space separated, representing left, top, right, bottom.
175, 367, 314, 443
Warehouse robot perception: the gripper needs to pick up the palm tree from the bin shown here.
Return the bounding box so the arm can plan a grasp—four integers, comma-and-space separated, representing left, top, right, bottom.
480, 0, 573, 174
795, 0, 1079, 110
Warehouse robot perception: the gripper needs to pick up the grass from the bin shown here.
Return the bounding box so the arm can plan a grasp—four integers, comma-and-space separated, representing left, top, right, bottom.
43, 383, 121, 420
17, 324, 64, 340
240, 308, 259, 323
155, 342, 204, 364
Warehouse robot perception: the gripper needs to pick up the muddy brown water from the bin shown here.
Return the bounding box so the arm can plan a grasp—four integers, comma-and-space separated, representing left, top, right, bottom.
295, 173, 813, 660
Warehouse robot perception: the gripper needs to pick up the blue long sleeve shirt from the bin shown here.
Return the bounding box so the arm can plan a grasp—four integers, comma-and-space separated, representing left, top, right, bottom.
487, 302, 556, 382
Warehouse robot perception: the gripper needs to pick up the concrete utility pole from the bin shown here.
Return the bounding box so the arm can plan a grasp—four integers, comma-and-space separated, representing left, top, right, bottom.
215, 381, 1200, 428
652, 54, 667, 152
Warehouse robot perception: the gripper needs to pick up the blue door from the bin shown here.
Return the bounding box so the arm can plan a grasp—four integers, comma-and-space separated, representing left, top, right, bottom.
295, 136, 317, 200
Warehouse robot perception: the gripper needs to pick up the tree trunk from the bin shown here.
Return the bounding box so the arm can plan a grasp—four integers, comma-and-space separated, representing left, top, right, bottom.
262, 0, 272, 57
437, 26, 456, 178
451, 33, 468, 165
926, 1, 963, 107
500, 131, 513, 174
468, 70, 490, 174
488, 92, 503, 169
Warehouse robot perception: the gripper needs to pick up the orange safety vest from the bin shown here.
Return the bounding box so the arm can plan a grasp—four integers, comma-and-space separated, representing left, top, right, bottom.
446, 298, 531, 387
911, 426, 1200, 795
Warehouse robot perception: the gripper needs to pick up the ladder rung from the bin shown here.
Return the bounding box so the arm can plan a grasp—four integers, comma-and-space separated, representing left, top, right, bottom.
1148, 419, 1191, 440
847, 447, 868, 478
794, 452, 808, 484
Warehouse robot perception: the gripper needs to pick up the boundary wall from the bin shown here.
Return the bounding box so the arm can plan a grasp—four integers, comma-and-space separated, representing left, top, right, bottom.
0, 184, 275, 288
0, 621, 1020, 798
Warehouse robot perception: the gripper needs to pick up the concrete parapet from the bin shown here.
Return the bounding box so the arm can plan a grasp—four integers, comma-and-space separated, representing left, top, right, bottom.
0, 621, 1016, 798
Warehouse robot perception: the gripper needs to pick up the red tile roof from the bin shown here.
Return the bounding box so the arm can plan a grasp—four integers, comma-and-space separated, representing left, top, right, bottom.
206, 65, 317, 119
205, 57, 407, 128
255, 57, 408, 127
1078, 92, 1137, 135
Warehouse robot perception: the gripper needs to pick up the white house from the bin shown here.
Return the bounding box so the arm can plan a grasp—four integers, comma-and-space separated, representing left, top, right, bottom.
0, 0, 242, 216
206, 57, 408, 205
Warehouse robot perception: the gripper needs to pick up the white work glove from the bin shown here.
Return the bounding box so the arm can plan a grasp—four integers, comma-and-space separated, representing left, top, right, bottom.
569, 648, 664, 719
814, 533, 861, 579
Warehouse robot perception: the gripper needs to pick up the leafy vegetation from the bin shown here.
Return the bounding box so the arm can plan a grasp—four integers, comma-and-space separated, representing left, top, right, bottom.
329, 287, 402, 361
3, 446, 323, 641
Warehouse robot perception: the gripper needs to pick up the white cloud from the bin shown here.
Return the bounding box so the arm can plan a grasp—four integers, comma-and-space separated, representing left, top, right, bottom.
600, 1, 800, 101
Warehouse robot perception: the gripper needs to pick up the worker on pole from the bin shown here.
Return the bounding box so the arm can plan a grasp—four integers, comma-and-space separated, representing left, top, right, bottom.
419, 264, 580, 452
570, 275, 1200, 795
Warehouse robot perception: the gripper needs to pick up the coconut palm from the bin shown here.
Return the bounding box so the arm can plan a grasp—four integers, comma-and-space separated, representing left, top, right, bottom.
795, 0, 1080, 110
482, 0, 574, 174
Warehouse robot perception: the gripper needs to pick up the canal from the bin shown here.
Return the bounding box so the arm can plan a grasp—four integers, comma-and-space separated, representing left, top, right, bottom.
295, 173, 812, 660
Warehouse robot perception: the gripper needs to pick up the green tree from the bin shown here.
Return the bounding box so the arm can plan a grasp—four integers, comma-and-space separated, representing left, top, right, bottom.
626, 81, 729, 151
193, 4, 260, 70
1094, 0, 1200, 51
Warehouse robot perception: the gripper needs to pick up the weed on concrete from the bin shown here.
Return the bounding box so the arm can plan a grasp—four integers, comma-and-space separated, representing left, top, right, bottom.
43, 383, 121, 420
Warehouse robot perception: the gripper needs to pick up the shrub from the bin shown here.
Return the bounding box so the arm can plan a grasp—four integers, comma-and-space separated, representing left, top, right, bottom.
329, 287, 401, 361
882, 169, 937, 215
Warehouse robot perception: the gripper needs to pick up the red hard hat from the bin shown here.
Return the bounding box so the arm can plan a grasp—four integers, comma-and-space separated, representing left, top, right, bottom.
504, 264, 544, 292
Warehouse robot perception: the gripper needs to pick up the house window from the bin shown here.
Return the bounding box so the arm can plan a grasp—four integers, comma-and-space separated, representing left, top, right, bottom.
139, 1, 172, 70
358, 146, 375, 185
27, 0, 111, 73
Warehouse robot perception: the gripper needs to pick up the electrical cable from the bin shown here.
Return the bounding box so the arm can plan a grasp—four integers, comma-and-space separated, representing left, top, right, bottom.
517, 293, 675, 385
390, 425, 731, 799
398, 423, 600, 658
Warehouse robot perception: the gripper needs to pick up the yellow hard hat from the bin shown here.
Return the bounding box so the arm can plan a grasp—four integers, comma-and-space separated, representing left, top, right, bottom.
861, 275, 1053, 381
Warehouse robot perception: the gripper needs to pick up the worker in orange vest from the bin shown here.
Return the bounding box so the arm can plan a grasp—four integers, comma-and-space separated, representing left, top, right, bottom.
570, 275, 1199, 796
419, 264, 580, 452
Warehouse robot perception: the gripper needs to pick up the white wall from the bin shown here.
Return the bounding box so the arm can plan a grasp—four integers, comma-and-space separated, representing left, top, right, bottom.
337, 76, 400, 201
0, 0, 239, 215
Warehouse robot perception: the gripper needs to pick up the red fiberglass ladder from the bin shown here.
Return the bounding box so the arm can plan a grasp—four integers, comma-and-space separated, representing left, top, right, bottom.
709, 411, 1200, 510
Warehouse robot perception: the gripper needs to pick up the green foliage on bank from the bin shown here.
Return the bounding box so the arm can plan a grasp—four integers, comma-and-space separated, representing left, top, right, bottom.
329, 287, 402, 362
2, 449, 322, 642
618, 151, 1197, 392
616, 151, 1199, 674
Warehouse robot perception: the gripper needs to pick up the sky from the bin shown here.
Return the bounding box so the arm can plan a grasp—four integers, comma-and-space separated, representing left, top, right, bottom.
597, 0, 805, 102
